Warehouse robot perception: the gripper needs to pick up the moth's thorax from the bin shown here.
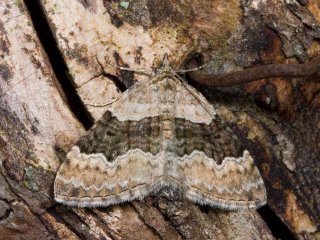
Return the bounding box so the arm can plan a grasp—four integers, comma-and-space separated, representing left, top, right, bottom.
155, 53, 175, 75
158, 77, 177, 153
158, 76, 177, 107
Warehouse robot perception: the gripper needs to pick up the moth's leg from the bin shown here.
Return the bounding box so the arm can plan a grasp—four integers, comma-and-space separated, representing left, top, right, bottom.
175, 63, 207, 73
105, 58, 153, 75
84, 97, 119, 107
78, 56, 154, 107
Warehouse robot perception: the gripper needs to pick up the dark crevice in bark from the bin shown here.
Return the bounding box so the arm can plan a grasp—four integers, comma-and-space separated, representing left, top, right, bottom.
103, 72, 128, 92
23, 0, 94, 130
258, 205, 296, 239
38, 213, 60, 240
95, 58, 128, 93
87, 209, 117, 240
154, 202, 190, 240
0, 170, 57, 237
51, 207, 89, 240
0, 201, 12, 222
131, 203, 166, 240
0, 170, 29, 209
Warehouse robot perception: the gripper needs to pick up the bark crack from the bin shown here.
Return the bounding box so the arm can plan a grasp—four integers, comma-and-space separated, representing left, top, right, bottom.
131, 203, 166, 240
258, 205, 295, 239
23, 0, 94, 129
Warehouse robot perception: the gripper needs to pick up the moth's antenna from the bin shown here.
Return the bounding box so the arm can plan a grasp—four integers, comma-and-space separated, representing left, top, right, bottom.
165, 55, 208, 106
171, 69, 216, 117
84, 97, 119, 107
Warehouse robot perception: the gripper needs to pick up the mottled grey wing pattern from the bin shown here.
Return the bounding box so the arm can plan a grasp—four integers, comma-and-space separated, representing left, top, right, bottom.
54, 73, 266, 209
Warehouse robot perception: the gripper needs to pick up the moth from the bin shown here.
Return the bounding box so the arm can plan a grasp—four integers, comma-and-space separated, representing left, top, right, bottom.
54, 54, 266, 209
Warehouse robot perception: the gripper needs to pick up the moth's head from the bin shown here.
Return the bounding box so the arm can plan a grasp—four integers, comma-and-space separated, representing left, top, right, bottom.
162, 53, 170, 68
154, 53, 175, 75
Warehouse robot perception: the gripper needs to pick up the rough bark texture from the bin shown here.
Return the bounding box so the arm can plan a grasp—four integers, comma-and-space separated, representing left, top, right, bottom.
0, 0, 319, 239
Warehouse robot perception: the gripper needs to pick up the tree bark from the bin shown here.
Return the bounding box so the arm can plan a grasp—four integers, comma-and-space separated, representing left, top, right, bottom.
0, 0, 319, 239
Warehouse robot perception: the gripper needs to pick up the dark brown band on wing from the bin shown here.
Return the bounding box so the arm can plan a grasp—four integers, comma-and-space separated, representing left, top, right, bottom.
175, 118, 244, 164
76, 110, 244, 164
77, 111, 162, 161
